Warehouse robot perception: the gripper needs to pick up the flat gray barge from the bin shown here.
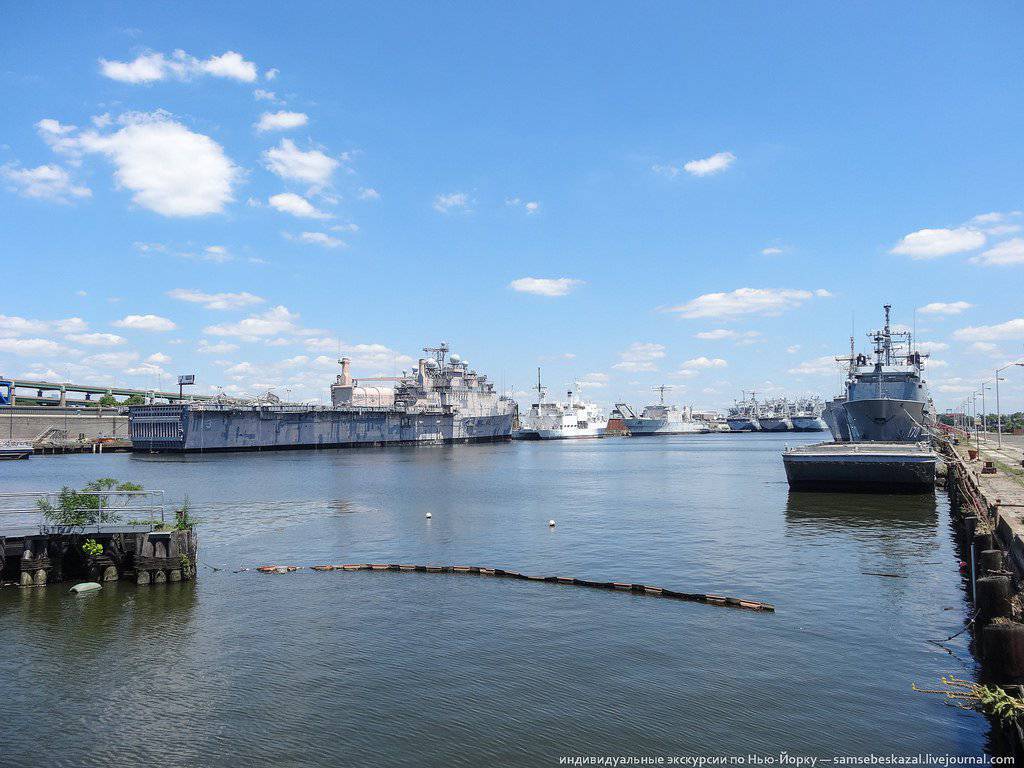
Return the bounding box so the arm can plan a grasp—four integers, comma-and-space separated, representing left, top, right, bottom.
783, 441, 936, 492
129, 343, 516, 453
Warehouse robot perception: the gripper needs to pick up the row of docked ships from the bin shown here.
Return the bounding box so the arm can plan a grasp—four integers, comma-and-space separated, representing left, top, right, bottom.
723, 395, 828, 433
127, 342, 825, 453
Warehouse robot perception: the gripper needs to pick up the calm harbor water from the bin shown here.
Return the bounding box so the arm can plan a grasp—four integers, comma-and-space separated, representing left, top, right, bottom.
1, 433, 986, 765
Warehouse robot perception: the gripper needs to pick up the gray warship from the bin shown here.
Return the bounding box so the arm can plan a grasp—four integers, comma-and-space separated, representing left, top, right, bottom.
825, 305, 934, 442
129, 343, 517, 452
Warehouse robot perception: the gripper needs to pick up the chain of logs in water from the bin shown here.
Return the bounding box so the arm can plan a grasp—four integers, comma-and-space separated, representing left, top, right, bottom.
248, 562, 775, 613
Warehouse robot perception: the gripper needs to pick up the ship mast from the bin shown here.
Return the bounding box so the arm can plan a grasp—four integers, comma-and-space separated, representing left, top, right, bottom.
653, 384, 672, 404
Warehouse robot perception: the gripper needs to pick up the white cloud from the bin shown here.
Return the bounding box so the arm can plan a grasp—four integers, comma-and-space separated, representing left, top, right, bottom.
891, 227, 985, 259
953, 318, 1024, 342
761, 247, 783, 256
0, 315, 57, 337
113, 314, 177, 332
265, 68, 279, 81
268, 192, 330, 219
969, 342, 1003, 357
198, 339, 239, 354
99, 49, 258, 83
255, 111, 308, 132
290, 231, 343, 248
681, 356, 727, 369
918, 301, 972, 316
577, 372, 609, 389
204, 305, 303, 340
166, 288, 264, 310
358, 187, 380, 201
54, 317, 88, 333
683, 151, 736, 176
508, 277, 582, 297
433, 192, 470, 213
915, 341, 949, 354
669, 287, 829, 319
1, 164, 91, 202
125, 363, 169, 378
506, 197, 540, 214
969, 238, 1024, 266
0, 338, 69, 356
525, 201, 540, 214
58, 112, 240, 217
788, 355, 840, 376
786, 345, 801, 354
147, 352, 171, 364
64, 332, 125, 346
254, 89, 281, 103
694, 329, 761, 343
612, 342, 665, 372
262, 139, 339, 187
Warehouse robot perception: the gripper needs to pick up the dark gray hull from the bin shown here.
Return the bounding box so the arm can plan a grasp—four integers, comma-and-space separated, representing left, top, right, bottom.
783, 442, 936, 492
843, 399, 927, 442
130, 405, 515, 453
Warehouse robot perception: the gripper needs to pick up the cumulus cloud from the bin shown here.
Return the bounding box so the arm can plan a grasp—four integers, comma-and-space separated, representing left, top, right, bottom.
255, 111, 308, 132
198, 339, 239, 354
694, 329, 762, 343
680, 356, 727, 369
508, 277, 583, 297
289, 231, 343, 248
204, 305, 304, 340
918, 301, 972, 316
166, 288, 264, 310
669, 287, 830, 319
969, 238, 1024, 266
788, 356, 840, 376
262, 139, 339, 187
268, 192, 330, 219
761, 247, 784, 256
99, 49, 258, 83
44, 111, 240, 217
113, 314, 177, 331
64, 332, 125, 346
890, 227, 985, 259
612, 342, 665, 372
358, 187, 380, 201
0, 338, 69, 356
147, 352, 171, 364
683, 151, 736, 176
0, 314, 86, 338
433, 192, 471, 213
915, 341, 949, 354
1, 164, 91, 202
953, 318, 1024, 342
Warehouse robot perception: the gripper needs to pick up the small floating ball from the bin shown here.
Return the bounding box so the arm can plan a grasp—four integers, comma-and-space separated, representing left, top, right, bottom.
425, 512, 432, 519
548, 519, 556, 527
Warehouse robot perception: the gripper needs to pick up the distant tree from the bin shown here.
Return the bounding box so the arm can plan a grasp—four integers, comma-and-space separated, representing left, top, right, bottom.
98, 394, 118, 407
123, 394, 146, 406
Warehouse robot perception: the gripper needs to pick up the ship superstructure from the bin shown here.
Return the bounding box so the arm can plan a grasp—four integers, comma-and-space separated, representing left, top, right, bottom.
791, 396, 827, 432
618, 386, 705, 436
726, 392, 761, 432
824, 305, 934, 442
129, 343, 517, 452
758, 398, 794, 432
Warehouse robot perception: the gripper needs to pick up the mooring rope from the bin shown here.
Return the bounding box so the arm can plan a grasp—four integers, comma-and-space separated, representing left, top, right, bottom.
241, 562, 775, 612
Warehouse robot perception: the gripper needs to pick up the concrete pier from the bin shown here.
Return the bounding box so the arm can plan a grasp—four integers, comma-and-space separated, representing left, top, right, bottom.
0, 525, 197, 588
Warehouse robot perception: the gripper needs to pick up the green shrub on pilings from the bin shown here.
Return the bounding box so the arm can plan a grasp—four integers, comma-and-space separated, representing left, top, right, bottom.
37, 478, 143, 526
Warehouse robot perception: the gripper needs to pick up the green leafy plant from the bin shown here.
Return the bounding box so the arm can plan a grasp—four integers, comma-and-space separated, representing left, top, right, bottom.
81, 538, 103, 557
173, 496, 198, 530
38, 478, 144, 526
914, 675, 1024, 727
179, 553, 192, 573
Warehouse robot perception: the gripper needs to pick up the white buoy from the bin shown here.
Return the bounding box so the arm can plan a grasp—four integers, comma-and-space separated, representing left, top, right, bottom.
70, 582, 102, 594
425, 512, 432, 519
548, 519, 556, 527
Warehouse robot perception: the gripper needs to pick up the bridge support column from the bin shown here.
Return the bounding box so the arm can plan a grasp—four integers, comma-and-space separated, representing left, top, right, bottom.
59, 387, 67, 407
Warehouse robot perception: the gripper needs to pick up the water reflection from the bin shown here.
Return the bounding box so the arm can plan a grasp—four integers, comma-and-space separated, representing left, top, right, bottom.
785, 490, 939, 531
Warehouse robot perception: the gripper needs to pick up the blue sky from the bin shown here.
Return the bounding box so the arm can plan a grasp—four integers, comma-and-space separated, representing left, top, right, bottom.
2, 2, 1023, 412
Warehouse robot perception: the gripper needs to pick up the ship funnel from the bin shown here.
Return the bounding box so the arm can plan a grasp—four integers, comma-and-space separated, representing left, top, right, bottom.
339, 357, 352, 386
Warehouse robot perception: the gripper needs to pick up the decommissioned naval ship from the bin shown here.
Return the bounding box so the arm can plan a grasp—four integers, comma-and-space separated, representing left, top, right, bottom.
617, 386, 704, 436
515, 369, 606, 439
791, 397, 827, 432
726, 392, 761, 432
128, 343, 517, 452
757, 398, 794, 432
825, 305, 934, 442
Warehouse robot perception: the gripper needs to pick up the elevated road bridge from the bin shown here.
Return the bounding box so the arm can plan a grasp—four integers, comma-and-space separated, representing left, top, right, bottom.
0, 377, 213, 407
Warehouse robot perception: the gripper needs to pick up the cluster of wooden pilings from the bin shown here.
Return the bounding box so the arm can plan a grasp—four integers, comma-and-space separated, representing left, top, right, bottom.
0, 527, 198, 588
944, 446, 1024, 683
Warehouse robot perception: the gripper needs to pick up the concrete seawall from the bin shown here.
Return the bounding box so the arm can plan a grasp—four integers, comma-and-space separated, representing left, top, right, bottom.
0, 407, 128, 443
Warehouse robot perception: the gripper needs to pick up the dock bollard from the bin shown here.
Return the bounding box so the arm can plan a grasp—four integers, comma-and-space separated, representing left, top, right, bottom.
976, 574, 1013, 622
972, 531, 994, 555
978, 549, 1003, 575
980, 621, 1024, 683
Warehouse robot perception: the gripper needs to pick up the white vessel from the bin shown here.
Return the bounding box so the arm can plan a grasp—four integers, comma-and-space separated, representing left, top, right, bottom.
535, 385, 607, 440
0, 439, 33, 459
758, 398, 794, 432
618, 386, 705, 436
726, 391, 761, 432
791, 396, 828, 432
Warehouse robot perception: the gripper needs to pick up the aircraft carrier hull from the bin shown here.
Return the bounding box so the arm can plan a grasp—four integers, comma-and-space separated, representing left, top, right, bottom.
129, 404, 514, 453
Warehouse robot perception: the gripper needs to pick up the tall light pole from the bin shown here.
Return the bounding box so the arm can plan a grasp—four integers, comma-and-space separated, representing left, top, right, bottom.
981, 382, 991, 435
996, 360, 1024, 448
